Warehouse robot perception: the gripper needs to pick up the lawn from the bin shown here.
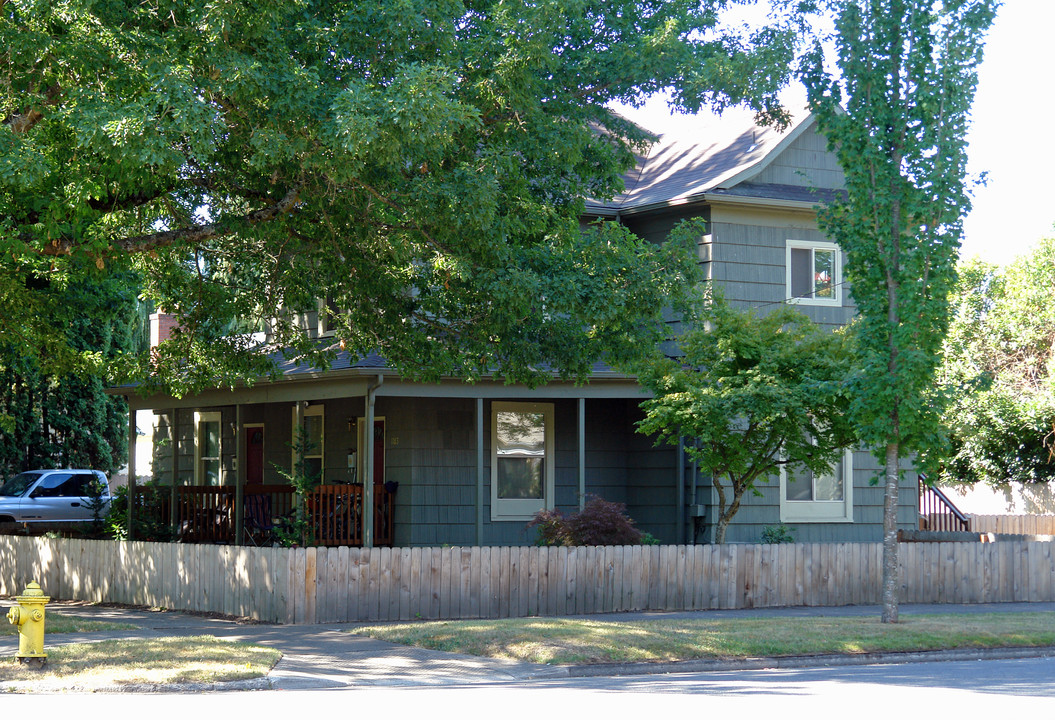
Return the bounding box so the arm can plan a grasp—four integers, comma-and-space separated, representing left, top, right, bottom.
349, 613, 1055, 665
0, 636, 281, 691
0, 614, 133, 635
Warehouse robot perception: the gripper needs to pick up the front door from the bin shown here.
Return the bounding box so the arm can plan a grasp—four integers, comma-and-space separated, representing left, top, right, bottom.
245, 425, 264, 484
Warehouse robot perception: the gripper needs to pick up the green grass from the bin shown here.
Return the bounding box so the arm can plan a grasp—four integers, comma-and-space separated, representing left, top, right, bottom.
0, 636, 281, 691
349, 612, 1055, 665
0, 614, 133, 635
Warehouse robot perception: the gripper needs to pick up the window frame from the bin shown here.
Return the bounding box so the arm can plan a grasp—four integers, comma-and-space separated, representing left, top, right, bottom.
779, 448, 854, 523
194, 411, 223, 486
490, 401, 555, 522
786, 239, 842, 306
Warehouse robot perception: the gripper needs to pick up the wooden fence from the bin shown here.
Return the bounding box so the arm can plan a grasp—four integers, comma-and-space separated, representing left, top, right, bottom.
970, 515, 1055, 536
1, 537, 1054, 624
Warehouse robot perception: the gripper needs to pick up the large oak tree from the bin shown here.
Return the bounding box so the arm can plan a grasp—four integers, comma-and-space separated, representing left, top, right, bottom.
2, 0, 802, 394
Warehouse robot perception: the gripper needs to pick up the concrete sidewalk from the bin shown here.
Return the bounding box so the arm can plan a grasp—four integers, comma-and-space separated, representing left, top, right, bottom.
4, 600, 1055, 691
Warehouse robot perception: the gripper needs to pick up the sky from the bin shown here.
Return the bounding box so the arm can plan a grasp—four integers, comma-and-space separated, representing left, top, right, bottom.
616, 1, 1050, 267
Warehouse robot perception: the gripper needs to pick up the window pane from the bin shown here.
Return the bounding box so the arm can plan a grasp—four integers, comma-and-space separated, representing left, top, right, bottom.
497, 457, 543, 499
790, 248, 813, 298
814, 462, 844, 501
303, 415, 323, 453
785, 467, 814, 501
202, 459, 220, 486
303, 457, 323, 482
496, 411, 545, 500
814, 249, 834, 298
202, 421, 220, 457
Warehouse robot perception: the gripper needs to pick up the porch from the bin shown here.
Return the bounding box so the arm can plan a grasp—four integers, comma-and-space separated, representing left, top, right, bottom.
131, 483, 395, 546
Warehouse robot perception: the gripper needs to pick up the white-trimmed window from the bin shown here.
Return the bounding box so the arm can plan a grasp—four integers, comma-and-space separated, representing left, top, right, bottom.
317, 296, 338, 337
194, 411, 222, 485
491, 401, 554, 521
780, 448, 853, 522
292, 404, 325, 482
787, 239, 841, 306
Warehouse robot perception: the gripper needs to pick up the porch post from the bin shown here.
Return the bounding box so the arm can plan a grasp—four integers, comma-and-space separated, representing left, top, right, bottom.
169, 409, 178, 531
476, 397, 484, 545
234, 404, 244, 546
293, 401, 305, 545
578, 397, 586, 510
364, 378, 378, 548
127, 408, 136, 541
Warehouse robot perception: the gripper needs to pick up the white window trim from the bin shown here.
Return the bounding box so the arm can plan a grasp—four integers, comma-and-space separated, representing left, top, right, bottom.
292, 404, 325, 481
779, 448, 854, 523
786, 239, 842, 306
194, 411, 222, 486
491, 401, 555, 522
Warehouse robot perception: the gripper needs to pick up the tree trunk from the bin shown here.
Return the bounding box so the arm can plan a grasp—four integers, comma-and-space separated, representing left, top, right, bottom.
714, 515, 728, 544
880, 441, 901, 623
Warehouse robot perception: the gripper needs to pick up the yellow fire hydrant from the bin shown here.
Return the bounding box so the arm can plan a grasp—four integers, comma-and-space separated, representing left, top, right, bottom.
7, 581, 50, 666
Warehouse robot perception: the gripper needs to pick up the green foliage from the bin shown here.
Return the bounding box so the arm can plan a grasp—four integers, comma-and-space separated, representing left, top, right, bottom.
0, 271, 140, 476
636, 293, 856, 543
927, 242, 1055, 486
107, 483, 174, 542
272, 430, 323, 547
0, 0, 802, 394
526, 495, 645, 546
760, 524, 796, 544
800, 0, 997, 621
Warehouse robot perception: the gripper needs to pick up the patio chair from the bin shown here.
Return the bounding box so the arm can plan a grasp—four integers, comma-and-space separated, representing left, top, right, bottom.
243, 493, 274, 546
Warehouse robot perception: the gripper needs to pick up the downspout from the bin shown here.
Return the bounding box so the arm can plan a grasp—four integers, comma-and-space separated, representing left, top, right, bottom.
689, 452, 698, 545
364, 373, 383, 548
476, 397, 484, 545
578, 397, 586, 510
676, 436, 685, 544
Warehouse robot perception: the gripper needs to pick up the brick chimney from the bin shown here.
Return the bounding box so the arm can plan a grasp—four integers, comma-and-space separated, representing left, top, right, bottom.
149, 311, 178, 347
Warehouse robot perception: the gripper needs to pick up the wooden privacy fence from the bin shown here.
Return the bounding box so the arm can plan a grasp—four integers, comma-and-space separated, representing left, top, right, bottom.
1, 537, 1054, 624
970, 515, 1055, 536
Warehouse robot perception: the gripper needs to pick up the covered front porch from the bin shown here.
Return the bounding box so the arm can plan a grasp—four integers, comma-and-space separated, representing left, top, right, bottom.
117, 364, 683, 548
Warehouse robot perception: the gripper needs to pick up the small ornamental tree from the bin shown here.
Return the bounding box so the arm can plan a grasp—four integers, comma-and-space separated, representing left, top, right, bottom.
636, 295, 856, 544
801, 0, 997, 622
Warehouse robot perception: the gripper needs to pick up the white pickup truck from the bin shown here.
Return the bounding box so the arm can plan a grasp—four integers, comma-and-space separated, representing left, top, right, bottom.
0, 469, 111, 524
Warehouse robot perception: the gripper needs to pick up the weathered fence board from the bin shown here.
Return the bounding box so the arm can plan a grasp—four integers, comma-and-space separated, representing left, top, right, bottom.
970, 515, 1055, 535
4, 538, 1055, 624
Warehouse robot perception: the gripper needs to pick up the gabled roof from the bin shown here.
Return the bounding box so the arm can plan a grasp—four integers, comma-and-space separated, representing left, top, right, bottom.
587, 108, 821, 214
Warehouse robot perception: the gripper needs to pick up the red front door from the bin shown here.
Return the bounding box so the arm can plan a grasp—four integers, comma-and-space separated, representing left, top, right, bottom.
245, 426, 264, 484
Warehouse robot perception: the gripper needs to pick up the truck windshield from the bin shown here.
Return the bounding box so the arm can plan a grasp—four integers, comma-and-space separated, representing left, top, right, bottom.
0, 472, 43, 497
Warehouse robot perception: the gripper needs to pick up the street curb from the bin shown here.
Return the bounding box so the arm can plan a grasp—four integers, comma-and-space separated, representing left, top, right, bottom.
563, 645, 1055, 678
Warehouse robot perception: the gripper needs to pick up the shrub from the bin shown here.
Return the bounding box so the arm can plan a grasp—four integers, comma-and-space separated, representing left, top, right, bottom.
760, 524, 796, 544
527, 495, 644, 546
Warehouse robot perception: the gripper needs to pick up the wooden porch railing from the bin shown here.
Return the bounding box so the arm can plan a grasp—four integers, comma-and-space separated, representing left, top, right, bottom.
918, 473, 970, 532
130, 483, 394, 546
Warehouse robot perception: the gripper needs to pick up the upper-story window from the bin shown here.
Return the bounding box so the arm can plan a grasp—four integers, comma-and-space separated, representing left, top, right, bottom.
317, 296, 339, 337
787, 240, 841, 306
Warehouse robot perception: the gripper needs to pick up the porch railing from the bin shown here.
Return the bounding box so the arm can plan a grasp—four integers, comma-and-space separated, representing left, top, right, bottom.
130, 483, 394, 546
917, 473, 970, 532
